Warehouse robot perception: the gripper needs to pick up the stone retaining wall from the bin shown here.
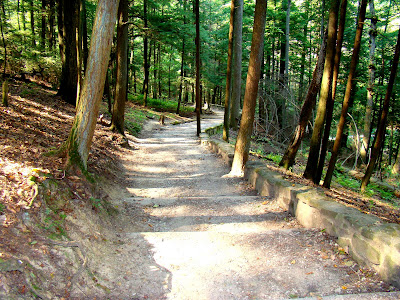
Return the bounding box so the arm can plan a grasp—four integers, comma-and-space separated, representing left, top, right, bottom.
201, 133, 400, 288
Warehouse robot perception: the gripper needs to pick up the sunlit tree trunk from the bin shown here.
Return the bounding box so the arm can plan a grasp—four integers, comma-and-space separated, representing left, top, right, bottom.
315, 0, 347, 184
230, 0, 267, 176
323, 0, 368, 188
223, 0, 235, 141
303, 0, 339, 182
111, 0, 128, 135
362, 28, 400, 190
230, 0, 243, 130
64, 0, 119, 170
361, 0, 377, 164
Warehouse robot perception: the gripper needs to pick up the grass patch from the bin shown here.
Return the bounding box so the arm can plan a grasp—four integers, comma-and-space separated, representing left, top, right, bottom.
125, 108, 155, 136
129, 94, 194, 115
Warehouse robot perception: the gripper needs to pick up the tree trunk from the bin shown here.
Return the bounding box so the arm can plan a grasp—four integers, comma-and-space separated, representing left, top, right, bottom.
57, 0, 81, 106
229, 0, 243, 130
81, 0, 88, 71
29, 0, 35, 47
323, 0, 368, 188
48, 0, 55, 49
361, 0, 377, 164
230, 0, 267, 176
223, 0, 235, 142
110, 0, 128, 135
41, 0, 46, 49
361, 27, 400, 190
303, 0, 339, 182
195, 0, 201, 136
2, 80, 8, 107
279, 30, 327, 170
143, 0, 149, 106
315, 0, 347, 184
64, 0, 119, 171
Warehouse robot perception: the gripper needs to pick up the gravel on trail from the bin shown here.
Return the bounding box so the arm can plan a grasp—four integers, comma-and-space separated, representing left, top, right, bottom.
85, 111, 399, 300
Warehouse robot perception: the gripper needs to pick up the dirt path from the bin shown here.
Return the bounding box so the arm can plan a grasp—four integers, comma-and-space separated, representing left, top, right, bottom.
83, 111, 398, 299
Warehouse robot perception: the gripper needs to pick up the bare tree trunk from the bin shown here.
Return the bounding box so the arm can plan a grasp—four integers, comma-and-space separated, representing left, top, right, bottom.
143, 0, 149, 106
41, 0, 46, 49
361, 0, 377, 164
110, 0, 128, 135
223, 0, 235, 142
315, 0, 347, 184
279, 31, 327, 170
48, 0, 55, 49
81, 0, 88, 71
230, 0, 267, 176
229, 0, 243, 130
64, 0, 119, 170
57, 0, 81, 106
195, 0, 201, 136
324, 0, 368, 188
303, 0, 339, 182
29, 0, 35, 47
362, 27, 400, 190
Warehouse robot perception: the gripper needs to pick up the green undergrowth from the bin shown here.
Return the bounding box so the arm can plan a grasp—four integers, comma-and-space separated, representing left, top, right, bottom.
129, 94, 195, 115
125, 109, 154, 136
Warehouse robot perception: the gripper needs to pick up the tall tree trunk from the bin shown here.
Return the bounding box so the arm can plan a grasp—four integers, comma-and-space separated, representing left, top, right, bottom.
315, 0, 347, 184
361, 0, 377, 164
323, 0, 368, 188
41, 0, 46, 49
110, 0, 128, 135
195, 0, 201, 136
0, 1, 7, 78
230, 0, 267, 176
303, 0, 339, 182
57, 0, 81, 106
64, 0, 119, 170
279, 30, 327, 169
223, 0, 235, 141
29, 0, 35, 47
177, 40, 185, 114
48, 0, 55, 49
81, 0, 88, 71
143, 0, 149, 106
229, 0, 243, 130
361, 28, 400, 190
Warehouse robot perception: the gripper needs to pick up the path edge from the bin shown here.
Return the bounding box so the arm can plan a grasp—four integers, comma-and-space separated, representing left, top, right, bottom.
199, 126, 400, 289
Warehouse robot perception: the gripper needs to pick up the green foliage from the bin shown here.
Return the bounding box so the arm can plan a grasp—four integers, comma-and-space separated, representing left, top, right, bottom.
129, 94, 194, 114
125, 108, 151, 136
41, 209, 68, 240
0, 203, 5, 213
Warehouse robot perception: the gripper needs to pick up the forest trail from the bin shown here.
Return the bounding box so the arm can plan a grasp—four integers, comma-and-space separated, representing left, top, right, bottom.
92, 110, 398, 300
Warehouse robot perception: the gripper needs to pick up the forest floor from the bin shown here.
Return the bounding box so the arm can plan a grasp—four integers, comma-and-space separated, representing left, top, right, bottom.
0, 79, 399, 298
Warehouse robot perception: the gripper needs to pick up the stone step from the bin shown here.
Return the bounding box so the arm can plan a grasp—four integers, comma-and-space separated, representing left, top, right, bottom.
119, 230, 388, 299
121, 196, 297, 233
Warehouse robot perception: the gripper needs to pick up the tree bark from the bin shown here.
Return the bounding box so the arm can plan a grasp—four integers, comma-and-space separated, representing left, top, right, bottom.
41, 0, 46, 49
279, 31, 327, 170
64, 0, 119, 171
223, 0, 235, 142
229, 0, 243, 130
361, 0, 377, 164
303, 0, 339, 182
323, 0, 368, 188
230, 0, 267, 176
361, 27, 400, 190
315, 0, 347, 184
81, 0, 88, 71
57, 0, 81, 106
195, 0, 201, 136
29, 0, 35, 47
110, 0, 128, 135
143, 0, 149, 106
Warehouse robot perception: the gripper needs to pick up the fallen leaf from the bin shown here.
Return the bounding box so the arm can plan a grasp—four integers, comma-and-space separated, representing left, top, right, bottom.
306, 271, 314, 275
290, 260, 296, 264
